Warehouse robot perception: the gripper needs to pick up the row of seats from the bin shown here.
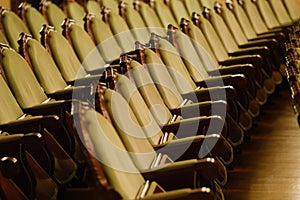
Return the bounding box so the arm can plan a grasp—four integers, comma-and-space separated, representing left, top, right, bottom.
0, 0, 298, 199
284, 22, 300, 126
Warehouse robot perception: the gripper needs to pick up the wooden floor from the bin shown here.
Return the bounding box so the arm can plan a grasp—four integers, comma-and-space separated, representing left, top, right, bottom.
224, 85, 300, 200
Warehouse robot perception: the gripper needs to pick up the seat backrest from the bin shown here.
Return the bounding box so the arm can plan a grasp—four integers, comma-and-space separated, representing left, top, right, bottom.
78, 106, 147, 199
168, 26, 209, 82
0, 8, 30, 51
18, 3, 48, 41
157, 38, 198, 94
256, 0, 281, 29
135, 1, 167, 36
121, 3, 151, 43
242, 0, 270, 34
192, 13, 229, 62
0, 47, 48, 109
199, 0, 214, 8
84, 0, 102, 19
230, 0, 259, 40
18, 33, 68, 94
0, 76, 24, 124
169, 0, 191, 24
64, 1, 86, 29
137, 1, 163, 28
218, 1, 249, 46
282, 0, 300, 23
40, 25, 87, 83
182, 0, 202, 16
181, 19, 219, 70
103, 10, 136, 53
62, 19, 106, 73
103, 88, 157, 171
84, 13, 123, 62
99, 0, 119, 14
152, 0, 178, 28
208, 6, 240, 54
40, 0, 66, 33
129, 58, 177, 125
114, 73, 164, 145
268, 0, 293, 27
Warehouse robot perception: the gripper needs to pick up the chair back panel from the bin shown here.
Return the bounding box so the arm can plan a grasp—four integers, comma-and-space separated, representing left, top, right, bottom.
256, 0, 281, 29
23, 6, 47, 40
231, 0, 258, 40
153, 0, 178, 27
69, 23, 106, 72
124, 5, 150, 43
2, 49, 48, 109
84, 109, 146, 199
130, 59, 174, 124
209, 11, 239, 53
0, 76, 24, 124
182, 0, 202, 16
243, 0, 269, 34
116, 74, 163, 145
282, 0, 300, 22
1, 11, 30, 51
268, 0, 293, 26
89, 16, 123, 62
44, 2, 66, 33
85, 0, 102, 19
108, 12, 136, 53
48, 31, 87, 82
100, 0, 119, 14
65, 1, 86, 29
173, 30, 209, 82
26, 39, 67, 94
187, 22, 219, 69
104, 89, 157, 171
221, 4, 249, 45
158, 39, 197, 93
169, 0, 190, 24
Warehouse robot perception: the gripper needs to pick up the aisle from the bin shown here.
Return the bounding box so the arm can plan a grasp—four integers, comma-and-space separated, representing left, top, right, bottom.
224, 86, 300, 200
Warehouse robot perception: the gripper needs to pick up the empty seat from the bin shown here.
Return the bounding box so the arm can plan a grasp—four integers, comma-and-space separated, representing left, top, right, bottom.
74, 102, 223, 199
18, 2, 48, 41
0, 7, 30, 51
40, 0, 66, 33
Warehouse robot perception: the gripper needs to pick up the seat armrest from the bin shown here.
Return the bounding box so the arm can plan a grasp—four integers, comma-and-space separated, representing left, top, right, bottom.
171, 101, 227, 119
0, 115, 59, 133
196, 74, 247, 91
228, 46, 270, 57
153, 134, 233, 165
0, 115, 74, 155
23, 100, 73, 116
143, 158, 227, 188
162, 116, 225, 137
72, 75, 103, 87
182, 86, 236, 102
143, 187, 216, 200
239, 38, 278, 49
48, 86, 93, 101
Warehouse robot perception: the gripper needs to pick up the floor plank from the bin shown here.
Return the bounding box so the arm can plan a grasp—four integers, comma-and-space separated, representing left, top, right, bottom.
224, 87, 300, 200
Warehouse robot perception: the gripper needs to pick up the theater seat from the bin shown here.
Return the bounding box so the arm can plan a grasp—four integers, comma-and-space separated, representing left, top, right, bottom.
40, 0, 66, 33
102, 70, 234, 165
0, 7, 30, 51
96, 85, 228, 187
84, 13, 123, 62
18, 2, 48, 41
282, 0, 300, 23
74, 102, 223, 199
